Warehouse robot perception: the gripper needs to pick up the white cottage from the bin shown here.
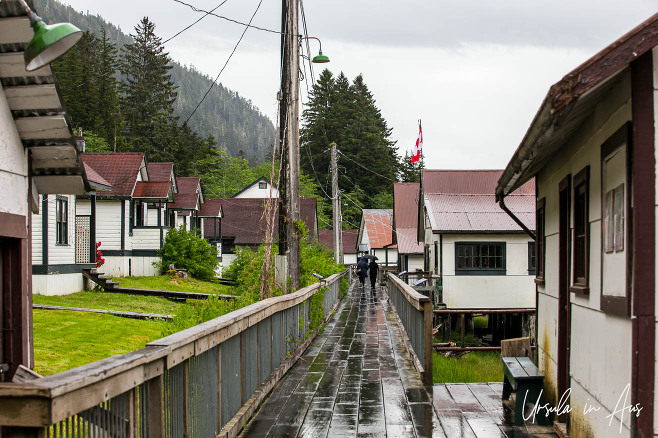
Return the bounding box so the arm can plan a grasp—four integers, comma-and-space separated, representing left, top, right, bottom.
232, 177, 279, 199
418, 170, 536, 309
31, 157, 112, 295
496, 13, 658, 437
0, 1, 90, 377
79, 153, 172, 277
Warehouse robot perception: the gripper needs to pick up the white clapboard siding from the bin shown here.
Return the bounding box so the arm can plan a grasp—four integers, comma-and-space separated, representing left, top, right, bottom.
147, 207, 157, 226
132, 228, 162, 250
76, 199, 91, 216
31, 195, 43, 265
48, 194, 75, 265
96, 201, 123, 250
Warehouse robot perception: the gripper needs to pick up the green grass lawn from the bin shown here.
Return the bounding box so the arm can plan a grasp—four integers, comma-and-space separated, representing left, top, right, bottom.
433, 351, 503, 384
111, 275, 234, 295
33, 309, 168, 376
33, 291, 185, 315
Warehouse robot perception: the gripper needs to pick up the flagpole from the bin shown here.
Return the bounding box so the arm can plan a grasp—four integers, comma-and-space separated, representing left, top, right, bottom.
418, 119, 422, 184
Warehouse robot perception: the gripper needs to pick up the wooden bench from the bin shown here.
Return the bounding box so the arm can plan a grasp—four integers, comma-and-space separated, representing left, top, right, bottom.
502, 356, 547, 426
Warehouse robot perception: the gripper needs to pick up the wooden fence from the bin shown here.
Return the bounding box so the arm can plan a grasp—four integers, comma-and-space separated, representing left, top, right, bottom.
386, 273, 433, 385
0, 271, 348, 437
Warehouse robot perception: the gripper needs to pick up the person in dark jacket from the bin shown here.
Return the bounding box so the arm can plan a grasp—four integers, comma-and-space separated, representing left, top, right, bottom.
356, 257, 368, 288
369, 259, 379, 289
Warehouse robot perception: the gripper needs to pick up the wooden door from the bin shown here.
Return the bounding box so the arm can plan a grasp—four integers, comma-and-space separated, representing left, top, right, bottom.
558, 176, 571, 421
0, 241, 3, 366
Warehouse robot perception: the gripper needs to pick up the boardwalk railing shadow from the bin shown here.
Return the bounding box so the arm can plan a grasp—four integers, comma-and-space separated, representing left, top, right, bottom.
0, 270, 348, 437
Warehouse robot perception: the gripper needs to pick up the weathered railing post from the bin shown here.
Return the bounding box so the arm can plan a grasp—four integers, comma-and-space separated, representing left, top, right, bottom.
145, 375, 164, 437
423, 300, 433, 386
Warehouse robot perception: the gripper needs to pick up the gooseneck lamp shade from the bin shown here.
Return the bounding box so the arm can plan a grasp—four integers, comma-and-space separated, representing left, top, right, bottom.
312, 50, 330, 64
24, 12, 83, 71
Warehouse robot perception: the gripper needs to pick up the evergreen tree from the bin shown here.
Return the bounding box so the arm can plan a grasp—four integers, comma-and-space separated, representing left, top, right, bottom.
94, 28, 122, 150
119, 17, 178, 157
52, 31, 99, 131
301, 70, 401, 227
399, 150, 425, 182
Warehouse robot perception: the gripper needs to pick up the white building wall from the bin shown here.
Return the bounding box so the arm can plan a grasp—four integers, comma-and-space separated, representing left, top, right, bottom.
32, 273, 84, 296
46, 194, 76, 265
343, 253, 357, 265
95, 200, 123, 250
536, 69, 633, 437
234, 181, 279, 198
132, 228, 161, 250
426, 233, 535, 309
0, 86, 28, 218
129, 256, 159, 276
372, 248, 398, 266
32, 206, 42, 265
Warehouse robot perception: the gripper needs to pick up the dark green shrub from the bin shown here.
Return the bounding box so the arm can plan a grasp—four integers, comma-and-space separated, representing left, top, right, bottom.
155, 225, 219, 280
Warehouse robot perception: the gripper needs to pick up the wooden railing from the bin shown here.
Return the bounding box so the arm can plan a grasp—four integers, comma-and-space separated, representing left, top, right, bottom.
0, 271, 348, 437
386, 273, 433, 385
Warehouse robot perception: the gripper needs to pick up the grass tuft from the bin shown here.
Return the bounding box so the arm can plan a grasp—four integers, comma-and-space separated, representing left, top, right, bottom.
433, 351, 503, 384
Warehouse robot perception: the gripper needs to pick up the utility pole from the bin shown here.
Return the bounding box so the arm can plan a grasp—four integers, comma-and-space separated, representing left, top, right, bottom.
278, 0, 301, 292
331, 142, 343, 264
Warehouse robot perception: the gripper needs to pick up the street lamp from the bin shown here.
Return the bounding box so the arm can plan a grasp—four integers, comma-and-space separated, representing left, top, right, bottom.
13, 0, 83, 71
301, 36, 330, 64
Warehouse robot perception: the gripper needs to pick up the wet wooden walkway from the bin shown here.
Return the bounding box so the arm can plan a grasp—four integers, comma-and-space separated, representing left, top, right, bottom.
242, 281, 557, 437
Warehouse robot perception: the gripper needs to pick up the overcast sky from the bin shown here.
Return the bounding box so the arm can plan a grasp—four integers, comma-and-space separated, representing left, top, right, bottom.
59, 0, 657, 170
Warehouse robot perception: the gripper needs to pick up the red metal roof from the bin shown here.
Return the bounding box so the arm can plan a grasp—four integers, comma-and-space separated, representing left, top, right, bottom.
218, 197, 317, 246
199, 198, 222, 218
393, 183, 424, 254
147, 162, 174, 182
169, 193, 198, 210
396, 228, 423, 255
317, 229, 358, 253
423, 170, 534, 195
362, 209, 396, 249
133, 181, 170, 199
177, 177, 201, 195
424, 194, 535, 232
80, 153, 144, 197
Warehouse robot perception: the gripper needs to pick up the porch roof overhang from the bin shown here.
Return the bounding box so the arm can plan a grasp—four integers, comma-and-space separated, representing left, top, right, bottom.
496, 12, 658, 198
0, 3, 90, 195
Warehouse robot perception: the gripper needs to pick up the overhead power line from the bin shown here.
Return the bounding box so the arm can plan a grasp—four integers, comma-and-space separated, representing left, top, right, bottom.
164, 0, 231, 44
177, 0, 264, 129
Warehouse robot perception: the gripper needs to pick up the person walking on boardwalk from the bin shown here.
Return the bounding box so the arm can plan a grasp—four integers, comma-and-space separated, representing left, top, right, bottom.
356, 257, 368, 287
357, 257, 368, 289
369, 259, 379, 290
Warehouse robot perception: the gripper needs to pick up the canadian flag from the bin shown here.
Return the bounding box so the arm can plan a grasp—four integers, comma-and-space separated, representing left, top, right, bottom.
411, 123, 422, 163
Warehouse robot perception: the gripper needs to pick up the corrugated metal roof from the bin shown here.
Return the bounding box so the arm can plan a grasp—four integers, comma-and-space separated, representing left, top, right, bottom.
393, 183, 423, 254
396, 228, 424, 254
362, 209, 396, 249
317, 229, 358, 253
425, 194, 535, 232
394, 183, 420, 228
423, 170, 534, 195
